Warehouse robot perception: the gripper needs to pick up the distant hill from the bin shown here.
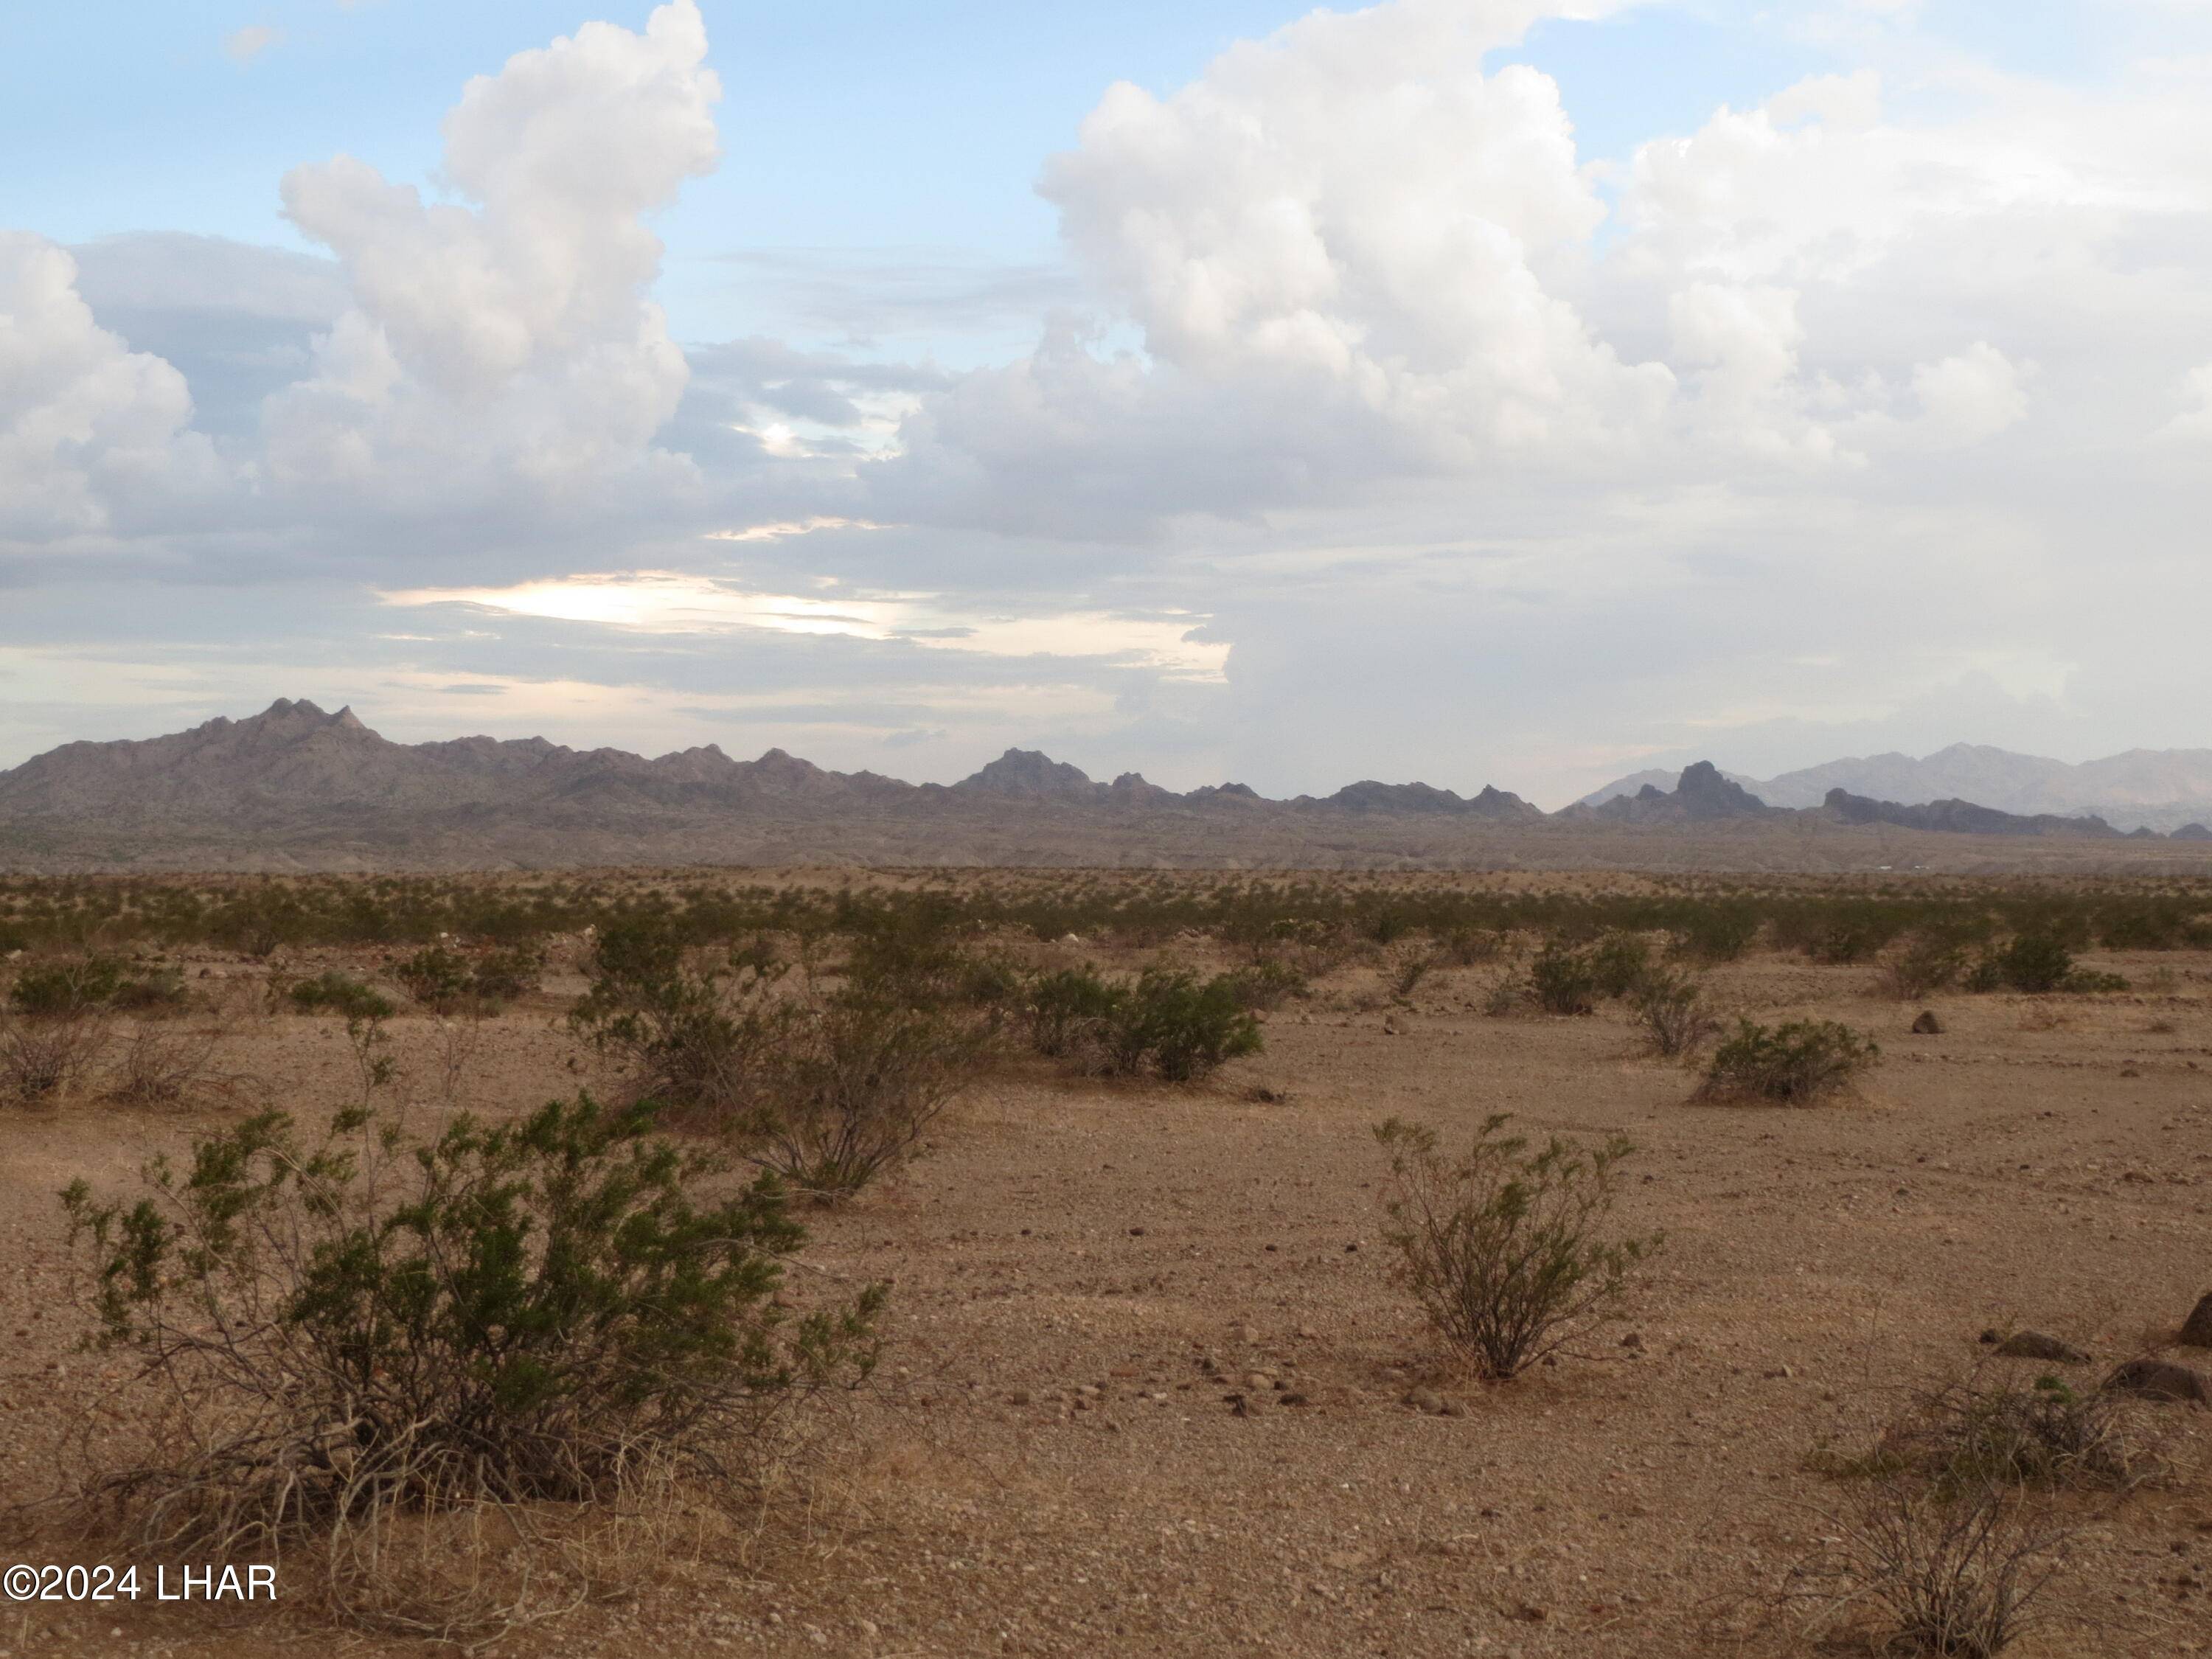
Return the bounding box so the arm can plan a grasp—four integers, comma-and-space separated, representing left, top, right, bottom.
3, 702, 2208, 872
1582, 743, 2212, 832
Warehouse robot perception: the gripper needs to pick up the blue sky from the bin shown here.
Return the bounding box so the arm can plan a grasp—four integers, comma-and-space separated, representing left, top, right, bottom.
1, 1, 1838, 353
4, 0, 2211, 802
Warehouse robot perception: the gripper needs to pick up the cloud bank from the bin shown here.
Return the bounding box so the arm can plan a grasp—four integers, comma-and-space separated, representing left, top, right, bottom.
5, 0, 2212, 803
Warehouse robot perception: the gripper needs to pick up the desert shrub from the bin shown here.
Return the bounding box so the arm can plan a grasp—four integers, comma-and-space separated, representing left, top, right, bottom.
1441, 926, 1505, 966
1388, 945, 1440, 1001
394, 945, 471, 1009
1797, 1478, 2067, 1658
1, 1005, 111, 1100
1698, 1019, 1878, 1105
288, 970, 397, 1021
10, 953, 128, 1015
107, 1017, 234, 1107
2059, 967, 2128, 994
1669, 905, 1761, 962
1966, 933, 2128, 996
1021, 965, 1123, 1059
749, 992, 981, 1200
1480, 973, 1520, 1018
840, 907, 974, 1007
568, 919, 787, 1116
1526, 940, 1599, 1015
574, 917, 982, 1194
61, 1097, 881, 1579
1630, 969, 1719, 1059
1970, 933, 2073, 995
1885, 933, 1968, 1000
110, 968, 189, 1012
1372, 1113, 1659, 1381
1102, 967, 1264, 1082
1585, 932, 1652, 998
1222, 958, 1307, 1012
396, 944, 544, 1012
1910, 1374, 2147, 1494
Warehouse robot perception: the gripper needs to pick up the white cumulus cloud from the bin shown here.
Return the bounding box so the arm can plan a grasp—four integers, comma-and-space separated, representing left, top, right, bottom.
0, 233, 218, 540
262, 0, 720, 502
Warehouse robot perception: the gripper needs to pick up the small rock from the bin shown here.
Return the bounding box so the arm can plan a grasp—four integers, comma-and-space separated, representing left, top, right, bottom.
1911, 1009, 1944, 1035
1279, 1391, 1310, 1407
1439, 1397, 1468, 1418
1979, 1328, 2001, 1345
1225, 1392, 1250, 1416
2105, 1358, 2212, 1405
1238, 1324, 1259, 1344
1620, 1331, 1644, 1350
1405, 1388, 1444, 1414
1764, 1364, 1795, 1380
1246, 1371, 1273, 1391
1994, 1331, 2089, 1363
1008, 1388, 1032, 1406
1383, 1014, 1402, 1036
2179, 1293, 2212, 1349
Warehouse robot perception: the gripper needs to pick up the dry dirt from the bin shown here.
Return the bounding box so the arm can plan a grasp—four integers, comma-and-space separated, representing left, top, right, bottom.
4, 885, 2212, 1658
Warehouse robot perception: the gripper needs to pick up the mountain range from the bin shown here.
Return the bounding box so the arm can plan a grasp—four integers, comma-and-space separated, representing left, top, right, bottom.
1, 700, 2206, 872
1582, 743, 2212, 833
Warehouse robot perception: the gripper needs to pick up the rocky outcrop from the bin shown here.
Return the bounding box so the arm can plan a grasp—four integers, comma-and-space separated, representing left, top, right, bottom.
1820, 788, 2123, 838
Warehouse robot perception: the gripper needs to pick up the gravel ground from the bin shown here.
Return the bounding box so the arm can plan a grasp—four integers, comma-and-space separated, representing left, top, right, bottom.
4, 929, 2211, 1658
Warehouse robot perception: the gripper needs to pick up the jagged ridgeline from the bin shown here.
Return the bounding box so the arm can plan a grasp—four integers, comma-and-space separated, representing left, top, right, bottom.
0, 700, 2205, 872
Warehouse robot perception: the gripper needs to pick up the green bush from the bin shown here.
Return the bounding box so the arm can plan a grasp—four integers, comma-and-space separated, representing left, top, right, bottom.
1585, 933, 1652, 998
1224, 958, 1307, 1012
1699, 1019, 1879, 1105
1104, 967, 1264, 1082
574, 916, 981, 1197
1883, 933, 1967, 1000
1526, 941, 1599, 1015
752, 992, 982, 1200
395, 943, 544, 1012
1977, 933, 2075, 995
1021, 965, 1124, 1058
1630, 969, 1719, 1058
10, 955, 128, 1016
1669, 906, 1761, 962
286, 970, 396, 1021
568, 919, 786, 1117
63, 1096, 881, 1555
1373, 1113, 1659, 1380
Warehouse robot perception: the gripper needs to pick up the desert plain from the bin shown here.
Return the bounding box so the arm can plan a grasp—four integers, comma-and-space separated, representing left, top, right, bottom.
2, 867, 2211, 1659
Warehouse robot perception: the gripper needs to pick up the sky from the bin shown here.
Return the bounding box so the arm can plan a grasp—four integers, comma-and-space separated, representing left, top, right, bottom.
3, 0, 2210, 807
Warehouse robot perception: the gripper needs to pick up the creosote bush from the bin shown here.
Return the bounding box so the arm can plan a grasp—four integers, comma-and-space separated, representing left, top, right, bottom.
568, 914, 981, 1198
1629, 969, 1719, 1059
1373, 1113, 1659, 1381
1698, 1018, 1878, 1105
286, 970, 396, 1021
1101, 967, 1265, 1082
1020, 965, 1122, 1059
1524, 940, 1599, 1015
1888, 1372, 2147, 1495
1884, 933, 1968, 1000
394, 944, 543, 1012
1796, 1477, 2067, 1658
61, 1096, 881, 1578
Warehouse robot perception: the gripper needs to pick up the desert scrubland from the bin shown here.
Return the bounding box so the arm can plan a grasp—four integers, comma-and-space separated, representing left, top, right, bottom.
2, 868, 2211, 1658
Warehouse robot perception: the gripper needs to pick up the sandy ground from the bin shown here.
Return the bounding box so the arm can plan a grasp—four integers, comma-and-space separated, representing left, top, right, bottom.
4, 917, 2212, 1658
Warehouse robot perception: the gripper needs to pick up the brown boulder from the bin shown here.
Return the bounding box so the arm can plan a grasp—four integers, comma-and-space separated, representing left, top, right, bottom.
2104, 1358, 2211, 1404
2179, 1292, 2212, 1349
